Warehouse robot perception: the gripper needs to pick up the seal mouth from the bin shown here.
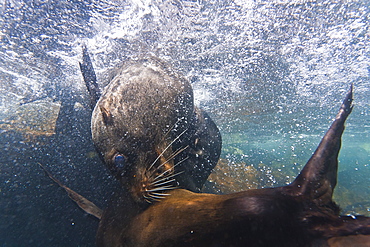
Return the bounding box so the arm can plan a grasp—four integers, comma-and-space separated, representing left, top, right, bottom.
141, 170, 182, 203
139, 129, 190, 204
134, 129, 189, 203
140, 148, 188, 204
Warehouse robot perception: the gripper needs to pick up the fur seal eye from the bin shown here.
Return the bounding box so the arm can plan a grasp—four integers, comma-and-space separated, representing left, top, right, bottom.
114, 154, 126, 169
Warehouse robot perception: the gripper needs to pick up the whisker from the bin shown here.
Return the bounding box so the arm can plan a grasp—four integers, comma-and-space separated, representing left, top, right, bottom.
165, 145, 189, 164
161, 118, 183, 142
148, 128, 188, 171
150, 198, 162, 202
143, 156, 189, 203
153, 157, 188, 181
151, 192, 171, 196
153, 169, 171, 181
143, 194, 151, 199
153, 164, 186, 181
152, 145, 189, 176
151, 178, 176, 187
149, 185, 174, 190
148, 193, 166, 200
151, 171, 184, 184
150, 171, 184, 185
146, 186, 175, 192
152, 156, 189, 182
174, 156, 189, 168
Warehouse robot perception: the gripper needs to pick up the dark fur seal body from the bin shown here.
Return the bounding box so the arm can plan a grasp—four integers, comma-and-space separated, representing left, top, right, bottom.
89, 56, 221, 206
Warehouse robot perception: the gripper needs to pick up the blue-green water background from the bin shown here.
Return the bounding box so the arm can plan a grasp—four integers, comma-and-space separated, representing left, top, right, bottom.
0, 0, 369, 246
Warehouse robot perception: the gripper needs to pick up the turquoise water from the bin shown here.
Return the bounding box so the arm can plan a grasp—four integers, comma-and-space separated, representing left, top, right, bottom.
1, 0, 369, 246
217, 100, 370, 212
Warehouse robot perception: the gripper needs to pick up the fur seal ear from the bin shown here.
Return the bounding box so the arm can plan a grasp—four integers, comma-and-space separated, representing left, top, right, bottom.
100, 106, 114, 126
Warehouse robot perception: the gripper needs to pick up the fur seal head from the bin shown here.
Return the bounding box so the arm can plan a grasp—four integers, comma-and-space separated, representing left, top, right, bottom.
91, 58, 194, 204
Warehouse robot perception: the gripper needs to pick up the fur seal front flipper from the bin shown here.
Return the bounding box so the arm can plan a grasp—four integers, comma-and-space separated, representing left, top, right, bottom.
285, 84, 353, 205
39, 163, 103, 219
98, 85, 370, 247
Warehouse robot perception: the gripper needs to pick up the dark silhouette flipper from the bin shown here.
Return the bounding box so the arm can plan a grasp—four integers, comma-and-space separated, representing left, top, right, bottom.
286, 84, 353, 207
39, 163, 103, 219
79, 46, 101, 110
174, 107, 222, 192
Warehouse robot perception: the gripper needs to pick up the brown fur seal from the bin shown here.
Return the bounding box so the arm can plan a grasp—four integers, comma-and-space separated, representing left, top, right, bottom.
83, 50, 221, 205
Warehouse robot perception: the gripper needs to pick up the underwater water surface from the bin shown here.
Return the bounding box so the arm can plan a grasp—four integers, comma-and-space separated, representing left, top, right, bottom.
0, 0, 369, 246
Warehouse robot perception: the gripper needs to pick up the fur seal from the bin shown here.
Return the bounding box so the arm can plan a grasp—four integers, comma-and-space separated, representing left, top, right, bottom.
81, 48, 221, 206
